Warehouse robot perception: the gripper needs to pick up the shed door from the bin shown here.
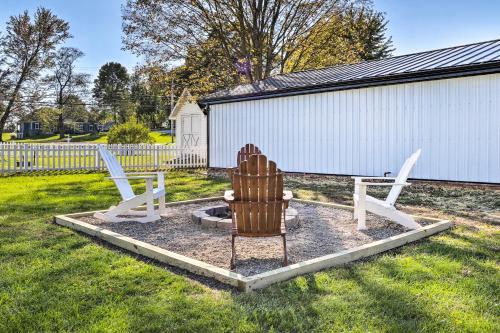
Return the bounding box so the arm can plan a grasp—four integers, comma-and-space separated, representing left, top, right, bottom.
181, 115, 202, 147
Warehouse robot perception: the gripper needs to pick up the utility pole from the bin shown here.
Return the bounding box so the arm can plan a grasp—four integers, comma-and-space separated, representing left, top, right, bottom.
170, 77, 174, 144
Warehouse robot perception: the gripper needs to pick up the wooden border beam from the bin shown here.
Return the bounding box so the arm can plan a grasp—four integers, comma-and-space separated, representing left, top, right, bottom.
55, 198, 452, 292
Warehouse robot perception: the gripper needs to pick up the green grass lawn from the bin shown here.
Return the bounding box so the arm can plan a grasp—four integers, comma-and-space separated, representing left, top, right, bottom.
0, 171, 498, 332
2, 131, 175, 144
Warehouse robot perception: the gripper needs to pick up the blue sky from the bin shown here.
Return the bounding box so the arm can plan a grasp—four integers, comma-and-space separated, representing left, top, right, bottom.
1, 0, 499, 80
376, 0, 500, 55
0, 0, 136, 79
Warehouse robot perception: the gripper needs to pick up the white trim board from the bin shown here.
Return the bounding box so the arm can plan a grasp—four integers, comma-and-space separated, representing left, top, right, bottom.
54, 198, 452, 292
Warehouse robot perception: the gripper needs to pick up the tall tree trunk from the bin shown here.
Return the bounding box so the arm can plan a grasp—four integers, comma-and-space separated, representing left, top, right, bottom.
58, 91, 65, 139
0, 74, 26, 142
58, 113, 65, 139
0, 115, 8, 143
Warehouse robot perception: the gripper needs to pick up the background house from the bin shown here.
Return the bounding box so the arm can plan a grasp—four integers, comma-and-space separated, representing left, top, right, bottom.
99, 121, 115, 132
16, 121, 42, 139
200, 39, 500, 184
17, 116, 104, 138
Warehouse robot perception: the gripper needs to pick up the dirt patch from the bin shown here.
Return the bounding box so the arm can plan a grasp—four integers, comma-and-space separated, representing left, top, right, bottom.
79, 200, 430, 276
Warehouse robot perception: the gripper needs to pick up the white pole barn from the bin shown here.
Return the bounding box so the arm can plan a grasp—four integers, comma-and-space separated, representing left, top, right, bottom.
201, 39, 500, 183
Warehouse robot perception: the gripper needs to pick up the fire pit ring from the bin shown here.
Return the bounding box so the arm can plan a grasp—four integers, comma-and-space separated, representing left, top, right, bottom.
191, 204, 299, 230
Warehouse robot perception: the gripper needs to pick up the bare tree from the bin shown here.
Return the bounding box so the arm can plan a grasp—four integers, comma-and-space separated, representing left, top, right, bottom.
0, 8, 70, 141
45, 47, 90, 138
123, 0, 359, 82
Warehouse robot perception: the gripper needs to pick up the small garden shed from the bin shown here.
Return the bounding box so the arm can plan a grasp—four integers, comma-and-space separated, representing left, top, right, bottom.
200, 39, 500, 183
169, 89, 207, 148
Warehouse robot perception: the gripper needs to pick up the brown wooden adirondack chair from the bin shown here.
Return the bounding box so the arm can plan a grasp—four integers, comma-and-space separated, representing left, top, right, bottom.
227, 144, 262, 183
224, 154, 293, 269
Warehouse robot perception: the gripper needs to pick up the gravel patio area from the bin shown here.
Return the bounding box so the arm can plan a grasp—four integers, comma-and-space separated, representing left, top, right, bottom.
80, 200, 427, 276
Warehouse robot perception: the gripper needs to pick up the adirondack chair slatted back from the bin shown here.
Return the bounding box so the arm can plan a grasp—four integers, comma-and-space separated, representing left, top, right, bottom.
98, 145, 135, 200
228, 144, 262, 183
237, 144, 262, 165
386, 149, 421, 206
231, 154, 284, 236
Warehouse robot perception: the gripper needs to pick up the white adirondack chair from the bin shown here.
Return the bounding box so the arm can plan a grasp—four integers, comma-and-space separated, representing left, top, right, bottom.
353, 149, 422, 230
94, 145, 166, 223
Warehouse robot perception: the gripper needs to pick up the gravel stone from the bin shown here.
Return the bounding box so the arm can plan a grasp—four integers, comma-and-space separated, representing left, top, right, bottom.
80, 200, 426, 276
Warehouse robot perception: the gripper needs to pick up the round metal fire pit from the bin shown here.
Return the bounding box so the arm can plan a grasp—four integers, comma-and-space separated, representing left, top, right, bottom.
191, 204, 299, 230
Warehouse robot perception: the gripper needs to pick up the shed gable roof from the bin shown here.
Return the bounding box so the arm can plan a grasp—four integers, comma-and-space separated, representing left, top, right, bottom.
201, 38, 500, 104
169, 88, 197, 120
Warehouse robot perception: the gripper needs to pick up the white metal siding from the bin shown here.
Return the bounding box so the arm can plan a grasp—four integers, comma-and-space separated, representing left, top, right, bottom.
209, 73, 500, 183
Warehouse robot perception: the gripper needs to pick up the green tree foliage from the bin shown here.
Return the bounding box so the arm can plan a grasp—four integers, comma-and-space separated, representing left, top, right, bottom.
0, 8, 70, 141
135, 33, 247, 114
34, 107, 60, 133
130, 66, 169, 129
168, 36, 239, 97
61, 95, 88, 122
25, 95, 89, 134
107, 121, 154, 144
285, 7, 393, 72
93, 62, 130, 123
88, 106, 110, 125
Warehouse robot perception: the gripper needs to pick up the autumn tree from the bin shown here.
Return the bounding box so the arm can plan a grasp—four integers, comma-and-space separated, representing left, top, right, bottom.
179, 36, 239, 96
93, 62, 130, 123
123, 0, 363, 83
152, 34, 238, 101
0, 8, 70, 141
285, 6, 392, 72
45, 47, 90, 138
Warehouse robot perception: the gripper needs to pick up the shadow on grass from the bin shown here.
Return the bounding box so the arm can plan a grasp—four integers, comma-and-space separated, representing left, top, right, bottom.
0, 170, 107, 177
0, 171, 229, 217
69, 133, 106, 142
231, 225, 499, 332
1, 221, 237, 331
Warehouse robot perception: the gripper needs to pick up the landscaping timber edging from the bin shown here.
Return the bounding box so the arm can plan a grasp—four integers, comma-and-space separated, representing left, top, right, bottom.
55, 197, 453, 292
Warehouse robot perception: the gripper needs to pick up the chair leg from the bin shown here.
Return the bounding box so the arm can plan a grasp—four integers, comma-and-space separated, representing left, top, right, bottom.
282, 234, 288, 267
357, 184, 367, 230
353, 197, 358, 220
230, 234, 236, 270
145, 179, 155, 218
158, 194, 166, 214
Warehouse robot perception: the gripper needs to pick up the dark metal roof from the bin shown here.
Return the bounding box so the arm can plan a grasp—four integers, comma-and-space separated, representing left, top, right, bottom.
201, 39, 500, 104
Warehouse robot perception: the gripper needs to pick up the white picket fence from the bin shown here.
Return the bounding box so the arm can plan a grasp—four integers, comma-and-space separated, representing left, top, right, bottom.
0, 143, 207, 174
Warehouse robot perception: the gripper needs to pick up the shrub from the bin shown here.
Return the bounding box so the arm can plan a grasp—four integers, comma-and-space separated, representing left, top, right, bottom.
107, 122, 154, 144
10, 133, 17, 140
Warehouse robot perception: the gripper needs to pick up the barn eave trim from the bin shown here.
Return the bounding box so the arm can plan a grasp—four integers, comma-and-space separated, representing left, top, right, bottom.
200, 63, 500, 105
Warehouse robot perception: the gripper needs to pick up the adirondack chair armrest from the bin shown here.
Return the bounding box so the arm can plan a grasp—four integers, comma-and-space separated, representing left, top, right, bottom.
224, 190, 235, 202
124, 172, 165, 188
125, 172, 162, 175
355, 181, 410, 186
352, 176, 397, 182
224, 190, 292, 202
108, 175, 156, 180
